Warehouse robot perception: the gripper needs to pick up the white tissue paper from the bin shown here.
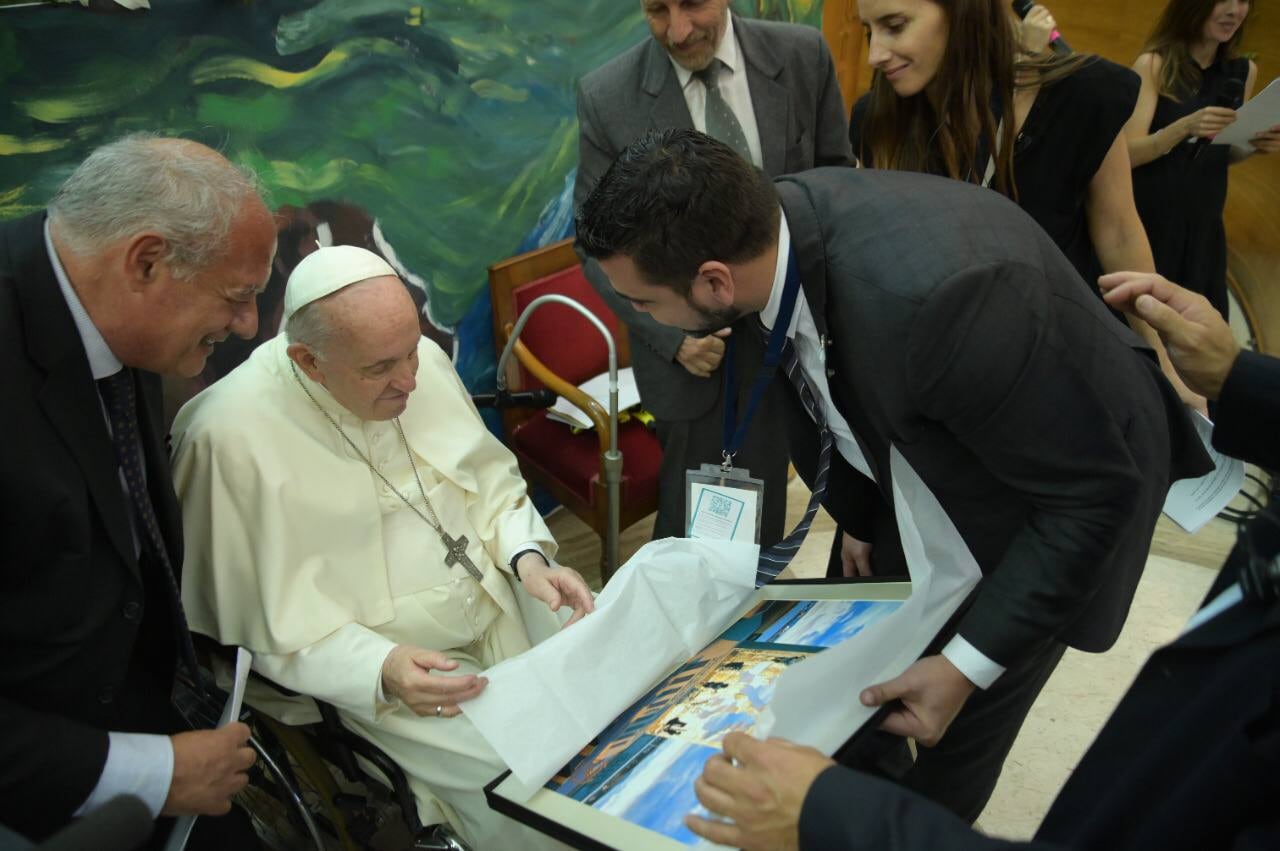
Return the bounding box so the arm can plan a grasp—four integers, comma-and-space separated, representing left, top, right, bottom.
463, 537, 759, 794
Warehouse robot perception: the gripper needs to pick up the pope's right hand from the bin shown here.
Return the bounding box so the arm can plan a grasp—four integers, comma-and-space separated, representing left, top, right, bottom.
162, 723, 255, 816
380, 645, 487, 718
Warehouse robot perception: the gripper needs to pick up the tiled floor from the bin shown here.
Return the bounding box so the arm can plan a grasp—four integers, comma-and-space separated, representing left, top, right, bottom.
545, 473, 1235, 839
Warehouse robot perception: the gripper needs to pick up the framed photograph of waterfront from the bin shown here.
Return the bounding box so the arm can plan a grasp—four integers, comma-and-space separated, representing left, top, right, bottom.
485, 578, 911, 850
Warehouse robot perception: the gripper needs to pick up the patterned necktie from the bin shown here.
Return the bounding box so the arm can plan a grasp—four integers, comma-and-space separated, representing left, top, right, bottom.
97, 369, 206, 695
693, 59, 753, 164
757, 340, 832, 586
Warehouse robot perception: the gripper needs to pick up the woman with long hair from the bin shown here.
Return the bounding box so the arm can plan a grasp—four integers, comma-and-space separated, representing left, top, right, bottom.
1125, 0, 1280, 320
849, 0, 1204, 410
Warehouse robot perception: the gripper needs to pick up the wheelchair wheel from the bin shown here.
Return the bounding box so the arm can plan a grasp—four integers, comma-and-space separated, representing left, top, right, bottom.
239, 729, 334, 851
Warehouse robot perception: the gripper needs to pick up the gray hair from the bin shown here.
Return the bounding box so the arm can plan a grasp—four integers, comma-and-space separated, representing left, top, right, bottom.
47, 132, 266, 278
285, 299, 334, 358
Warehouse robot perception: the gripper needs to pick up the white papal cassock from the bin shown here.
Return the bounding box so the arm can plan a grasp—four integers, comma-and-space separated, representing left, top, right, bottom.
171, 329, 566, 851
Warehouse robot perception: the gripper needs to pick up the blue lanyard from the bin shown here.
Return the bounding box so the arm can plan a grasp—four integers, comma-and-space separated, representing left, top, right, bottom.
720, 249, 803, 467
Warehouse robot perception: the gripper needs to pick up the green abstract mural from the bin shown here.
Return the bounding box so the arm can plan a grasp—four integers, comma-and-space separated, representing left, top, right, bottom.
0, 0, 824, 398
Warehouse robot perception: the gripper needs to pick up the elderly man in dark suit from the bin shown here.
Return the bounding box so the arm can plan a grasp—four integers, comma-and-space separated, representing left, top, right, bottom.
680, 273, 1280, 851
575, 0, 852, 547
0, 134, 275, 845
576, 129, 1210, 822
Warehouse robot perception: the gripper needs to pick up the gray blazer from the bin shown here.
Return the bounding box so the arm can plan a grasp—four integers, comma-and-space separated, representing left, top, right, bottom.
774, 168, 1211, 663
574, 15, 852, 420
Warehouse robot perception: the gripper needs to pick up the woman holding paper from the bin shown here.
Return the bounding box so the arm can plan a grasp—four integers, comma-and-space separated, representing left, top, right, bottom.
1126, 0, 1280, 320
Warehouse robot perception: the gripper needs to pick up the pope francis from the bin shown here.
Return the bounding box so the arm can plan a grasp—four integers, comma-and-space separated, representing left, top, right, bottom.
171, 245, 593, 850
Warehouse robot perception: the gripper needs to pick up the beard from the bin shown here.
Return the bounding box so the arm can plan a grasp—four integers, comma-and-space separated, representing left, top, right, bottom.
683, 302, 744, 337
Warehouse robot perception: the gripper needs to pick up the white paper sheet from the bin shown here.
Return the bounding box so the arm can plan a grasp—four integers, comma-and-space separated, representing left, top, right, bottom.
545, 367, 642, 430
1163, 411, 1245, 534
761, 447, 981, 749
462, 538, 759, 794
164, 648, 253, 851
1212, 77, 1280, 146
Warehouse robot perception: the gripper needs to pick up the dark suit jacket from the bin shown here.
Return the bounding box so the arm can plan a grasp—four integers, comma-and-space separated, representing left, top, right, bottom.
0, 214, 182, 839
775, 169, 1210, 664
796, 313, 1280, 851
575, 15, 852, 421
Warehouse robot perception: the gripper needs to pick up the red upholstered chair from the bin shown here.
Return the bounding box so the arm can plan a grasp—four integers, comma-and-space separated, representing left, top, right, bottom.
488, 238, 661, 583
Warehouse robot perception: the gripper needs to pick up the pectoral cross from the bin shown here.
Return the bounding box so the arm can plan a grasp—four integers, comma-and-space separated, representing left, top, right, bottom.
441, 531, 484, 581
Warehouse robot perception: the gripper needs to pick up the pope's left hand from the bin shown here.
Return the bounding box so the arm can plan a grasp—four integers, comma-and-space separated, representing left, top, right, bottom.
684, 732, 833, 851
516, 553, 595, 626
860, 654, 976, 747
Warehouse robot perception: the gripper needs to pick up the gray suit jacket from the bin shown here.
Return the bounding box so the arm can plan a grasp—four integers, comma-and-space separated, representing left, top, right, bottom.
574, 16, 852, 420
774, 168, 1211, 663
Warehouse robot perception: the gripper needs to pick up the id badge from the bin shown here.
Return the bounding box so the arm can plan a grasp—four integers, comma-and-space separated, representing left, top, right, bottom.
685, 463, 764, 544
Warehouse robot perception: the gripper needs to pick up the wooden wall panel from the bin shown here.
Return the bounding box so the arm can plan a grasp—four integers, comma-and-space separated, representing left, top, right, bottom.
823, 1, 1279, 352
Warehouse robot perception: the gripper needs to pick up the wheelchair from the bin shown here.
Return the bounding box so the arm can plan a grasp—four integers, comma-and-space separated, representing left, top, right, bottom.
177, 649, 469, 851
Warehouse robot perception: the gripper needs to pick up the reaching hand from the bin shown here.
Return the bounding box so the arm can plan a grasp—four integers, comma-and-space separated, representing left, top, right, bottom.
838, 532, 873, 577
676, 328, 732, 377
684, 732, 833, 851
1248, 123, 1280, 154
1018, 4, 1056, 55
516, 553, 596, 627
162, 723, 256, 816
1180, 106, 1237, 141
860, 654, 976, 747
380, 645, 487, 718
1099, 272, 1240, 400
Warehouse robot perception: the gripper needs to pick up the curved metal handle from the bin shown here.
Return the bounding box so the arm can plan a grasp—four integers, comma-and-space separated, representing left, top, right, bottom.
496, 294, 619, 456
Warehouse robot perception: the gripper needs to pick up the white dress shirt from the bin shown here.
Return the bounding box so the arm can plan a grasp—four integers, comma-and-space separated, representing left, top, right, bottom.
668, 14, 764, 169
45, 220, 176, 820
759, 213, 1007, 690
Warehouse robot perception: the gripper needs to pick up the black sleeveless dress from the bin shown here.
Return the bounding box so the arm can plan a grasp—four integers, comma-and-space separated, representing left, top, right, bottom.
1132, 56, 1250, 320
850, 57, 1140, 301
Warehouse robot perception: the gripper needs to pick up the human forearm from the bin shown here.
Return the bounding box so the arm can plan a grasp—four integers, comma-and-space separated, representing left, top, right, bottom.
252, 623, 399, 722
0, 698, 111, 837
1127, 119, 1188, 167
799, 765, 1054, 851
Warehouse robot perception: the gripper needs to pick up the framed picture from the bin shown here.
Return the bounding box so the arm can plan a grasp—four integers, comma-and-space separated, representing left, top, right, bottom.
486, 577, 911, 850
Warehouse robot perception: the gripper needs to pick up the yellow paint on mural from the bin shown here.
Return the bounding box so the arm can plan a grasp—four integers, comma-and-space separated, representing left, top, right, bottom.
266, 158, 358, 192
0, 135, 68, 155
470, 79, 529, 103
191, 38, 408, 89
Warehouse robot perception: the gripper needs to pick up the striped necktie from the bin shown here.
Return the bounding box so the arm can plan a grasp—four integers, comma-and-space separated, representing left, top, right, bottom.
757, 340, 832, 585
693, 59, 752, 164
98, 369, 206, 695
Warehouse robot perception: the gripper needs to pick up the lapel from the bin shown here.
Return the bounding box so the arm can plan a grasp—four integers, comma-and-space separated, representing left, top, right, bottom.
735, 15, 791, 175
774, 180, 888, 490
12, 213, 140, 578
641, 39, 696, 132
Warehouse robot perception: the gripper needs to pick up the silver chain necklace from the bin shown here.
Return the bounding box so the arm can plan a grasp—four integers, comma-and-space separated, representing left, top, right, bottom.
289, 363, 484, 581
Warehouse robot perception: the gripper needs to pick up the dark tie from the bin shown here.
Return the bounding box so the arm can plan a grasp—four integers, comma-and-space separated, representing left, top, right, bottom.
97, 369, 205, 695
757, 341, 832, 585
693, 59, 753, 163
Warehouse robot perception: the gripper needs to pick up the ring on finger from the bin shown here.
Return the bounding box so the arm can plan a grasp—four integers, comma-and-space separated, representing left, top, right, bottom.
435, 704, 443, 717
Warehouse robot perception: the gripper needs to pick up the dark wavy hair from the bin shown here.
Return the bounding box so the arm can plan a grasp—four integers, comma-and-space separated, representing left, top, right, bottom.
857, 0, 1091, 200
575, 129, 780, 294
1144, 0, 1254, 100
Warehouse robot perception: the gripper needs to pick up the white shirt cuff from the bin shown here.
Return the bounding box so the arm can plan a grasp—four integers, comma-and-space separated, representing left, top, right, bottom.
941, 635, 1006, 690
74, 732, 173, 819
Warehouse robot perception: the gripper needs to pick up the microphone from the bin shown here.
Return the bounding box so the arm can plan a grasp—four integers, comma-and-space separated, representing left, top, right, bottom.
33, 796, 154, 851
1011, 0, 1070, 55
1191, 76, 1245, 159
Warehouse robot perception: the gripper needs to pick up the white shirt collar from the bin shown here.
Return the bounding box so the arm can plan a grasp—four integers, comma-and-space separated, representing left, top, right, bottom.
671, 12, 740, 90
758, 209, 797, 338
45, 219, 122, 380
